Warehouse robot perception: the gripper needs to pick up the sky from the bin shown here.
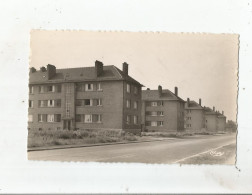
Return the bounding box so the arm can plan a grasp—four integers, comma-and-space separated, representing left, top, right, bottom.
30, 31, 238, 121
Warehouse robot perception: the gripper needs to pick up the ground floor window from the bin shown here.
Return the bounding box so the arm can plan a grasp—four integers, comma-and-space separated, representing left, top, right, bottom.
38, 114, 61, 122
76, 114, 102, 123
151, 121, 158, 126
133, 115, 138, 124
146, 121, 164, 127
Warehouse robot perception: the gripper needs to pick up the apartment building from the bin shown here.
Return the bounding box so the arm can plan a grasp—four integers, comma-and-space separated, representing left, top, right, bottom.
217, 111, 227, 131
204, 106, 219, 132
141, 85, 185, 132
184, 98, 205, 132
28, 61, 143, 134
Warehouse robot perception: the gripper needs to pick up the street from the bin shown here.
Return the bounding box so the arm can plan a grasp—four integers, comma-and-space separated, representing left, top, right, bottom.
28, 133, 236, 164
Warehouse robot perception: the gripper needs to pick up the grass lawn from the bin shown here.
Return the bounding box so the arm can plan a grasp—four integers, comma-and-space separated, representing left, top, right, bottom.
28, 129, 138, 148
178, 143, 236, 165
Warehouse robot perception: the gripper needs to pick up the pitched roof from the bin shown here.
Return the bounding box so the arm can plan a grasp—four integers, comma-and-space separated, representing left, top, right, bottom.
204, 107, 218, 115
185, 100, 203, 110
142, 89, 185, 102
29, 65, 143, 86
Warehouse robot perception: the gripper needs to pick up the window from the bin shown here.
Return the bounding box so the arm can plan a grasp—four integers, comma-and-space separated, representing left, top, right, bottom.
126, 99, 131, 108
84, 114, 92, 123
133, 116, 138, 124
54, 114, 61, 122
133, 101, 138, 109
159, 111, 164, 116
48, 100, 54, 107
29, 86, 34, 94
151, 121, 158, 126
97, 83, 102, 91
47, 114, 54, 122
187, 124, 191, 128
151, 102, 158, 107
150, 111, 157, 116
93, 114, 102, 123
66, 84, 71, 93
84, 99, 92, 106
85, 83, 93, 91
39, 86, 44, 93
38, 114, 47, 122
134, 86, 138, 94
126, 84, 131, 93
38, 100, 47, 107
29, 100, 33, 108
75, 114, 82, 122
28, 115, 33, 122
126, 115, 131, 124
160, 101, 164, 106
48, 85, 54, 92
97, 99, 102, 106
66, 102, 70, 118
158, 121, 164, 126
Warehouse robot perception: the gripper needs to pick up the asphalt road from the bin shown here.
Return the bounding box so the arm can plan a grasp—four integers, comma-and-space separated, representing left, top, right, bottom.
28, 133, 236, 163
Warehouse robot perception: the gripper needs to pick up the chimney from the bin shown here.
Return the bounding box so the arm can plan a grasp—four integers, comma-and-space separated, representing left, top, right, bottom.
222, 111, 224, 115
187, 98, 190, 106
95, 60, 103, 77
213, 106, 215, 111
158, 85, 162, 97
40, 66, 46, 72
174, 87, 178, 96
47, 64, 56, 80
122, 62, 128, 75
147, 88, 150, 90
30, 67, 36, 73
199, 98, 202, 106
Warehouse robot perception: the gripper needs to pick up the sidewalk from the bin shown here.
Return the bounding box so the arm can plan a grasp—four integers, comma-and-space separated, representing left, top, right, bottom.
28, 137, 176, 152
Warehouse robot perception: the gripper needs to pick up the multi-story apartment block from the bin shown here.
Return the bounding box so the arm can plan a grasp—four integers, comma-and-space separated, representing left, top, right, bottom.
184, 98, 205, 132
28, 61, 143, 133
204, 106, 219, 132
217, 111, 226, 131
141, 85, 185, 132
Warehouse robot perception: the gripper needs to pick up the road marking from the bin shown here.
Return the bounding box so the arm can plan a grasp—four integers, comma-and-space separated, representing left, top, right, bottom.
173, 142, 235, 163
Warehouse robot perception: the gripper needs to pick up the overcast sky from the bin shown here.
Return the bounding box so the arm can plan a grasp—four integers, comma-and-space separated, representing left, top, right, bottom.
30, 31, 238, 121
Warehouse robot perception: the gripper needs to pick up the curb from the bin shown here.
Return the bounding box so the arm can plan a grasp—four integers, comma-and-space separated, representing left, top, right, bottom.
27, 138, 177, 152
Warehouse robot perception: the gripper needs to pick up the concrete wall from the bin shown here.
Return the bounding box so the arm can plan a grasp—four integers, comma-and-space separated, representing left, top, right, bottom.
122, 81, 142, 132
205, 114, 217, 132
217, 117, 226, 131
185, 109, 205, 131
143, 100, 184, 132
28, 84, 64, 130
75, 81, 124, 130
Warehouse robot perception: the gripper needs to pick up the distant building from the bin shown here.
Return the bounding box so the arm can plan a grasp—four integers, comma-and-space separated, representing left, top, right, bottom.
204, 106, 218, 132
184, 98, 205, 132
217, 111, 227, 131
28, 61, 143, 134
141, 86, 185, 132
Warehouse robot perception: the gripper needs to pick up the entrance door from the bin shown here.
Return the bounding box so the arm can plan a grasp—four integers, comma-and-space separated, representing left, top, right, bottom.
64, 120, 71, 130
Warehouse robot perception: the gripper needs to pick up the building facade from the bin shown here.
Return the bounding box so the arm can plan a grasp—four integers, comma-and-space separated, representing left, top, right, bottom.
217, 111, 227, 131
184, 98, 205, 132
28, 61, 143, 134
204, 106, 219, 132
141, 86, 185, 132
